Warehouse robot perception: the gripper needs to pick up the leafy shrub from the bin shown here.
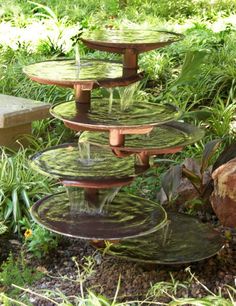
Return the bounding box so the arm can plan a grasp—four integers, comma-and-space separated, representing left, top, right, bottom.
0, 148, 54, 235
0, 222, 7, 235
24, 224, 59, 258
0, 252, 42, 296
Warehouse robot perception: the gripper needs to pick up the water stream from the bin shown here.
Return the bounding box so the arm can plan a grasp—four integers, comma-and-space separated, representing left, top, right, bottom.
77, 141, 106, 166
98, 187, 121, 213
74, 44, 81, 66
66, 186, 121, 215
117, 81, 139, 111
108, 88, 113, 114
77, 141, 91, 165
106, 82, 140, 113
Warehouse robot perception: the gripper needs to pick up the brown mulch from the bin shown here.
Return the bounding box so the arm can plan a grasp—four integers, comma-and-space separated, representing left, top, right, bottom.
3, 224, 233, 305
1, 210, 236, 305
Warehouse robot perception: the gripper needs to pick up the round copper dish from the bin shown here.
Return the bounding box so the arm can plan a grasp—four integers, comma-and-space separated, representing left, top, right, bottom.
79, 121, 204, 155
23, 59, 141, 89
50, 99, 181, 131
31, 190, 167, 240
30, 143, 146, 188
100, 212, 224, 264
81, 29, 183, 54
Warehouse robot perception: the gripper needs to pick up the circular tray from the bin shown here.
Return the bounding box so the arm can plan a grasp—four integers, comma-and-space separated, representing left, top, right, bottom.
30, 143, 144, 188
101, 212, 224, 264
51, 99, 181, 130
79, 121, 204, 154
23, 59, 141, 88
81, 29, 182, 53
31, 190, 167, 240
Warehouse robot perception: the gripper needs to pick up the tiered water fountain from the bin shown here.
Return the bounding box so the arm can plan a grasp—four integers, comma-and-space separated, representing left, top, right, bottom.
24, 29, 223, 264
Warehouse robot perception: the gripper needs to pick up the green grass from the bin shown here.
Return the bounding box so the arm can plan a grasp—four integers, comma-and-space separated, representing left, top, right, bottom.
0, 147, 56, 234
1, 0, 236, 234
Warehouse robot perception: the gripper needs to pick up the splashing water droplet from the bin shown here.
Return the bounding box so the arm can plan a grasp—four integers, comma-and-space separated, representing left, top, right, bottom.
75, 44, 80, 66
66, 187, 121, 216
77, 141, 105, 166
78, 142, 92, 165
108, 88, 113, 114
98, 187, 121, 213
118, 82, 140, 111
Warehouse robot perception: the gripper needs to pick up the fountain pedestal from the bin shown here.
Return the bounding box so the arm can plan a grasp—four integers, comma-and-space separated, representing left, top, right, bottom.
24, 28, 223, 264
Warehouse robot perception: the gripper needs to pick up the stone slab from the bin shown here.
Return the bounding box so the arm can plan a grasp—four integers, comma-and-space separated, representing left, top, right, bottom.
0, 94, 51, 128
0, 123, 31, 149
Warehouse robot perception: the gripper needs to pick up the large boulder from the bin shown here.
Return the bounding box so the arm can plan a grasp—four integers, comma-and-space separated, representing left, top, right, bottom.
211, 158, 236, 227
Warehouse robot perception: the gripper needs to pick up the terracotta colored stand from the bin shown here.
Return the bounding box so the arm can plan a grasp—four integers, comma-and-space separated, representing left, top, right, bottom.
24, 29, 223, 264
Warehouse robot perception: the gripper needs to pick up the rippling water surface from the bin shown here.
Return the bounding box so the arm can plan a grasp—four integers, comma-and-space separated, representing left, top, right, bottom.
79, 122, 204, 150
23, 59, 124, 82
31, 190, 167, 240
83, 29, 181, 44
51, 99, 181, 127
106, 212, 224, 264
30, 143, 138, 181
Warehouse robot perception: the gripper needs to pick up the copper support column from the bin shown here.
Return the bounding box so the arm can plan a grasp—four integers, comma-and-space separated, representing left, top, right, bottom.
109, 129, 125, 147
137, 152, 150, 168
74, 85, 91, 105
123, 48, 138, 77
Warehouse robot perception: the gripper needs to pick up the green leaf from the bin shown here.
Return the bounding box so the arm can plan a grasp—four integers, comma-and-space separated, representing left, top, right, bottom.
183, 109, 212, 121
201, 139, 221, 174
213, 141, 236, 172
182, 166, 202, 194
4, 199, 13, 221
0, 222, 8, 235
173, 51, 208, 86
161, 165, 182, 202
12, 189, 20, 223
21, 189, 31, 209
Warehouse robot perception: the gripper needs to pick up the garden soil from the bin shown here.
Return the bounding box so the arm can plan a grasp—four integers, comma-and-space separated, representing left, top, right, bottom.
1, 215, 236, 305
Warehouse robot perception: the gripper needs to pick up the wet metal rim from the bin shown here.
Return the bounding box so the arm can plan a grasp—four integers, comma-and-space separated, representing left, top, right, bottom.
23, 58, 142, 88
50, 100, 181, 130
31, 191, 167, 240
81, 29, 183, 53
100, 212, 224, 264
29, 143, 146, 188
79, 121, 205, 153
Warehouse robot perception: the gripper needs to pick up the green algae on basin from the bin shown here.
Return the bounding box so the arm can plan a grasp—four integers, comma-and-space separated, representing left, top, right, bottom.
51, 99, 181, 129
31, 190, 167, 240
23, 59, 135, 87
30, 143, 140, 182
82, 29, 182, 48
103, 212, 224, 264
79, 121, 204, 152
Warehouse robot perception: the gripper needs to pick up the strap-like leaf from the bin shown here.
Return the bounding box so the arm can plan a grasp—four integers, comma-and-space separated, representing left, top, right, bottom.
173, 51, 208, 86
201, 139, 221, 175
21, 189, 31, 209
182, 166, 201, 193
12, 189, 20, 223
213, 141, 236, 172
0, 222, 8, 235
161, 165, 182, 202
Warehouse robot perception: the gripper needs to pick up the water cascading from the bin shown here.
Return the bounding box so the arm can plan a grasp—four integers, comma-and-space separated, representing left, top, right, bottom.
23, 28, 223, 264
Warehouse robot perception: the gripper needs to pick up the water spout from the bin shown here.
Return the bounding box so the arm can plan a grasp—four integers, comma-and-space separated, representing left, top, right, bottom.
108, 88, 113, 114
78, 142, 93, 165
77, 141, 105, 166
118, 81, 139, 111
98, 187, 121, 213
67, 187, 98, 215
74, 44, 80, 67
